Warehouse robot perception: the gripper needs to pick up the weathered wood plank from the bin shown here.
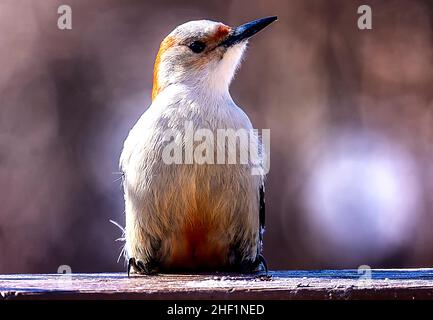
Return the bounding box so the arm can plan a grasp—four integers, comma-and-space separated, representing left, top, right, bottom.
1, 269, 433, 300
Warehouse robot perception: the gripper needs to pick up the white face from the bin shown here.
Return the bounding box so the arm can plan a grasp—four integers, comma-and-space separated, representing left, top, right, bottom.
153, 20, 247, 98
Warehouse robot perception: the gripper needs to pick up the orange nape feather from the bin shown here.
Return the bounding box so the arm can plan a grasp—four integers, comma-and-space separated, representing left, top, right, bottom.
152, 35, 175, 101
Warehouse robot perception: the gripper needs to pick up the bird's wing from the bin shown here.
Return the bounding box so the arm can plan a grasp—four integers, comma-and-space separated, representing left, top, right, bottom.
259, 184, 265, 247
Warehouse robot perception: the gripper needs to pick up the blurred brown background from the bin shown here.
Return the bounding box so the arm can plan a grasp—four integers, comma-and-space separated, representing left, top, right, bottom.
1, 0, 432, 274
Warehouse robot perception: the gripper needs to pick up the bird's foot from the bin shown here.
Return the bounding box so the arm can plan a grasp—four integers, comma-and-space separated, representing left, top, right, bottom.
127, 257, 157, 276
257, 254, 268, 274
255, 254, 272, 280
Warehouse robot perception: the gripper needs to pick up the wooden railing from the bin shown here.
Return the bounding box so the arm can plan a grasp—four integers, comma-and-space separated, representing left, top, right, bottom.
1, 269, 433, 299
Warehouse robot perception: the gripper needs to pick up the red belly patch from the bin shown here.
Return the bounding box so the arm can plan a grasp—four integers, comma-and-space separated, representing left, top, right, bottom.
168, 219, 227, 270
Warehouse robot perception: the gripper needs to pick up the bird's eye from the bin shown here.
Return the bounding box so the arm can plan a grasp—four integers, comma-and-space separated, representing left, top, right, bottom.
188, 41, 206, 53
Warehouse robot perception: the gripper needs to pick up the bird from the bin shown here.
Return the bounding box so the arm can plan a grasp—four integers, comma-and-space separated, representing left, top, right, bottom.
120, 16, 276, 275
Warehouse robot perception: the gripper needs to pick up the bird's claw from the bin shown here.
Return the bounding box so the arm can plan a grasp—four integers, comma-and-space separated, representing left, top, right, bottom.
127, 257, 147, 277
127, 257, 158, 276
256, 274, 273, 281
254, 254, 272, 280
257, 254, 269, 275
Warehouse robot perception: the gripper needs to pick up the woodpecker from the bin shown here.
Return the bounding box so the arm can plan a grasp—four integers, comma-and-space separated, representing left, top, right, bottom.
120, 16, 276, 275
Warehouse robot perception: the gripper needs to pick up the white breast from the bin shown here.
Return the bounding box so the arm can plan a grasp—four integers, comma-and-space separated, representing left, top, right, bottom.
120, 84, 264, 269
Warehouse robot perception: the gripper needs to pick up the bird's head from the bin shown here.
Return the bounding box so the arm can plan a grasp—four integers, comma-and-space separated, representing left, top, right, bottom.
152, 16, 277, 100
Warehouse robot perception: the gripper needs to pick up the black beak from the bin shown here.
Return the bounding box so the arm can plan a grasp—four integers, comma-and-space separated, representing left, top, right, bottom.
220, 16, 278, 47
